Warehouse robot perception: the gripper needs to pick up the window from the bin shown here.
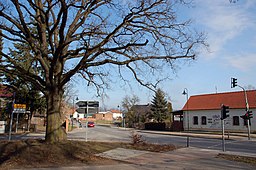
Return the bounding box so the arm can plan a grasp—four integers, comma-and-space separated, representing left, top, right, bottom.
193, 116, 198, 125
201, 116, 207, 125
233, 116, 239, 126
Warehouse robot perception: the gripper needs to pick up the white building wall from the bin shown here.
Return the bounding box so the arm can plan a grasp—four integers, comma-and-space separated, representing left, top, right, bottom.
113, 113, 123, 119
73, 111, 85, 119
184, 109, 256, 132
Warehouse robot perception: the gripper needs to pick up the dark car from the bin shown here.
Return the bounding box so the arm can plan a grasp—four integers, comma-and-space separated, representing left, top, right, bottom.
87, 122, 95, 127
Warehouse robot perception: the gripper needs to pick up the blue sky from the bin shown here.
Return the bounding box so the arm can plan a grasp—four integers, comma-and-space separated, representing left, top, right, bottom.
75, 0, 256, 110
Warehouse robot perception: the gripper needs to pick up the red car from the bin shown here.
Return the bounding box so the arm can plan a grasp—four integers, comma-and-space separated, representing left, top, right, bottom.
87, 122, 95, 127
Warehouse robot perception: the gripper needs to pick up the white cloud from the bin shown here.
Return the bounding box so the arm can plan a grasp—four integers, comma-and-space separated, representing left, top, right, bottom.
192, 0, 256, 59
228, 53, 256, 71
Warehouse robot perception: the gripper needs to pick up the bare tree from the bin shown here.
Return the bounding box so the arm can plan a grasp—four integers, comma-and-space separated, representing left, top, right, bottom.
122, 95, 140, 112
0, 0, 206, 142
122, 94, 140, 127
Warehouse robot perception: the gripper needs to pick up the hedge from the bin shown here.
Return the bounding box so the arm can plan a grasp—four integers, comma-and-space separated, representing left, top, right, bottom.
144, 122, 165, 131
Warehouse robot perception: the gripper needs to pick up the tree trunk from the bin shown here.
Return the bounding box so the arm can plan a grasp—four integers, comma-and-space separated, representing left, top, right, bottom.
45, 87, 66, 143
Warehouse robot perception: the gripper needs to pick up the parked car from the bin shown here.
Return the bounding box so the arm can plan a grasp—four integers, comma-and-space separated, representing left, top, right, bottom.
87, 122, 95, 127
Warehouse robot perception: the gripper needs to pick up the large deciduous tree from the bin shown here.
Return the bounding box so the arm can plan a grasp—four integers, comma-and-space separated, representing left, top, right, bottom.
0, 0, 205, 143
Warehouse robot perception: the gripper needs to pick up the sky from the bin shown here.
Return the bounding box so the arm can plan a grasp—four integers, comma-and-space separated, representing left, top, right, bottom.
74, 0, 256, 111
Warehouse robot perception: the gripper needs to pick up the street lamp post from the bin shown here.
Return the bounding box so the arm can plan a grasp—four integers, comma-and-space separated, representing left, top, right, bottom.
182, 88, 189, 147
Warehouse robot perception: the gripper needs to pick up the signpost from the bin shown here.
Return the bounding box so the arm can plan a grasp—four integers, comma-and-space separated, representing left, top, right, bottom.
13, 104, 26, 113
9, 103, 26, 139
13, 104, 26, 132
76, 101, 99, 142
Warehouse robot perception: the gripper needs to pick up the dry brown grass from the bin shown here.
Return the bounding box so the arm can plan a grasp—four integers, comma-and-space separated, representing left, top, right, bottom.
217, 153, 256, 166
0, 139, 177, 169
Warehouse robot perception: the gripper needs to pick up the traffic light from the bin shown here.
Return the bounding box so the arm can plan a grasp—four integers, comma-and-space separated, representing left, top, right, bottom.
245, 112, 249, 119
240, 110, 253, 119
240, 114, 246, 119
231, 78, 237, 88
221, 105, 230, 120
247, 110, 253, 119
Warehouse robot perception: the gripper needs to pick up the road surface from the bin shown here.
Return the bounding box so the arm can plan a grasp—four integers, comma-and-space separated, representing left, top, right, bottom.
68, 125, 256, 154
1, 125, 256, 154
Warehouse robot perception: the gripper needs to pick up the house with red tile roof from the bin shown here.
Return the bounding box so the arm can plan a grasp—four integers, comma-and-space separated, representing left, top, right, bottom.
110, 109, 123, 120
182, 90, 256, 132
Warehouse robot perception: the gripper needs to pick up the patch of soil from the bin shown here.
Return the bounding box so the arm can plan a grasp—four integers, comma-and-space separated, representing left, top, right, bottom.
0, 139, 177, 169
122, 142, 179, 152
217, 153, 256, 166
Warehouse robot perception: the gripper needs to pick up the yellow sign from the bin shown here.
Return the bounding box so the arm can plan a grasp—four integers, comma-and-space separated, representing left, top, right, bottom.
14, 104, 26, 109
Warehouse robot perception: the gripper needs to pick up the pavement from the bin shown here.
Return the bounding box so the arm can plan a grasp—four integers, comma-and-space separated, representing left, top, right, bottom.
4, 128, 256, 169
17, 146, 256, 170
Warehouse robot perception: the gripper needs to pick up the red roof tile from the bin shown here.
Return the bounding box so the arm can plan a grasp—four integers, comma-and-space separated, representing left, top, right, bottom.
182, 90, 256, 111
110, 109, 121, 113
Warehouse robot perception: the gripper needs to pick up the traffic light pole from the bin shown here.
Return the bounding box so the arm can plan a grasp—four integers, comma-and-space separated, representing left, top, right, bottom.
237, 85, 251, 140
221, 119, 225, 152
231, 78, 251, 140
247, 119, 251, 140
238, 85, 249, 111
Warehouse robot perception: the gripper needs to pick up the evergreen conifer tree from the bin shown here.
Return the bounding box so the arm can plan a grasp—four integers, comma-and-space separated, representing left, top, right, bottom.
151, 89, 168, 122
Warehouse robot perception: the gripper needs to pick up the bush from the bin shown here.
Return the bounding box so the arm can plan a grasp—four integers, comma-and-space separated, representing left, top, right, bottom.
130, 131, 145, 144
144, 122, 165, 131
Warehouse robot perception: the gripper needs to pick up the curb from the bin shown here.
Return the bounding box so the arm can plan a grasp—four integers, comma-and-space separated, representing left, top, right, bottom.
138, 130, 256, 140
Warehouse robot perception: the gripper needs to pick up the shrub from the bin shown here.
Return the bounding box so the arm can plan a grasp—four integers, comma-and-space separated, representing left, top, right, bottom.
130, 131, 145, 144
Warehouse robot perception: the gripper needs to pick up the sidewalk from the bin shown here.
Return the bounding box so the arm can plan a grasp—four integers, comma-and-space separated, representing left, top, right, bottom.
7, 128, 256, 170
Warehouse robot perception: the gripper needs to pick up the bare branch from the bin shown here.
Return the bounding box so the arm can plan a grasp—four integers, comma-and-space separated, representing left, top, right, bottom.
1, 0, 206, 97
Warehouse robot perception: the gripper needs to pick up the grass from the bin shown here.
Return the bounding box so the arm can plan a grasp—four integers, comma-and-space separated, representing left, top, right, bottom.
0, 139, 177, 169
217, 153, 256, 166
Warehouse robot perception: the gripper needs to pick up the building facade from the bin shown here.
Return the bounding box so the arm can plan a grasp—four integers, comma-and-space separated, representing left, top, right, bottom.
182, 90, 256, 132
110, 110, 123, 120
95, 111, 113, 121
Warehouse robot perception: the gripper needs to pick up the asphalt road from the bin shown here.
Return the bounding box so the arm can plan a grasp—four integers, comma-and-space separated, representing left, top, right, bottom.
2, 125, 256, 154
68, 125, 256, 154
140, 131, 256, 154
68, 125, 132, 142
